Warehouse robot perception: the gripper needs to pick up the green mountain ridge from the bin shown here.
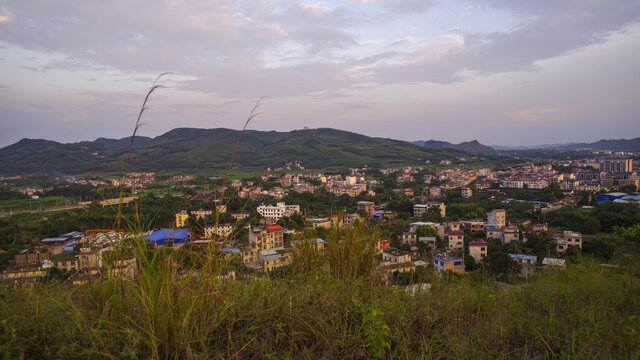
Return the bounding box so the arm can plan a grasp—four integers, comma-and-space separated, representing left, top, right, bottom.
558, 137, 640, 151
0, 128, 463, 175
412, 139, 496, 153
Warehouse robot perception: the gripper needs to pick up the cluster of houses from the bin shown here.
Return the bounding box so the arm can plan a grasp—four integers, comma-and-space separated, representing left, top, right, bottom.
496, 157, 638, 193
227, 172, 378, 200
1, 231, 137, 286
392, 207, 580, 279
1, 208, 583, 286
4, 168, 597, 287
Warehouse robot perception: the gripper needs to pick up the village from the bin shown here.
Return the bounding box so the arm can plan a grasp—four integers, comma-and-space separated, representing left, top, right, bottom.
4, 153, 635, 286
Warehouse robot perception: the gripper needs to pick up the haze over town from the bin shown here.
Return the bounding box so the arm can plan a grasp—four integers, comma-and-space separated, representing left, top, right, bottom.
0, 0, 639, 147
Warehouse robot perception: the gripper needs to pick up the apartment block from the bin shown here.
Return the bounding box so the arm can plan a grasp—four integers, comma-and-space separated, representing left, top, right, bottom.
257, 202, 300, 221
487, 209, 506, 229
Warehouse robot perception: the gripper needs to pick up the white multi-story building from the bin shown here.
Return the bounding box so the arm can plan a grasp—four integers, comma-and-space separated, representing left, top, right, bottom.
413, 202, 446, 218
501, 180, 524, 189
524, 179, 548, 189
257, 202, 300, 221
204, 224, 234, 238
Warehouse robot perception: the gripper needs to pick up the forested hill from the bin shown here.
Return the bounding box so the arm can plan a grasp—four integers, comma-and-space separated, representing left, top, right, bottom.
412, 139, 496, 154
0, 128, 462, 175
557, 137, 640, 151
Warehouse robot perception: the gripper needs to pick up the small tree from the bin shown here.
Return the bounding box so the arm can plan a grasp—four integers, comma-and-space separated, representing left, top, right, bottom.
484, 251, 520, 279
465, 255, 476, 271
415, 225, 436, 238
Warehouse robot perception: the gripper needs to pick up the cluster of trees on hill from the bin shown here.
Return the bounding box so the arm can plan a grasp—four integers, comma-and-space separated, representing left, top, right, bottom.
0, 186, 27, 201
546, 202, 640, 234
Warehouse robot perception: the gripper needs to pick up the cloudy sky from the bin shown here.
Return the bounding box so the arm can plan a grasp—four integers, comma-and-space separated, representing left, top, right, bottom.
0, 0, 639, 148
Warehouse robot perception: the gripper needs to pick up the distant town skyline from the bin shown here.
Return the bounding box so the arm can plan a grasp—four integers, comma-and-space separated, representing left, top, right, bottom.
1, 0, 639, 148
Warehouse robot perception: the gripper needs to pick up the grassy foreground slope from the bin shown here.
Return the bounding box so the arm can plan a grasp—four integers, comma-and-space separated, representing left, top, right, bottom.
1, 261, 638, 359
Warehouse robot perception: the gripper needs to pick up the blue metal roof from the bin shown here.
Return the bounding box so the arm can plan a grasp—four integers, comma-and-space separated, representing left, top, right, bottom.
221, 247, 241, 254
432, 256, 463, 263
509, 253, 537, 261
60, 231, 83, 238
145, 228, 190, 245
63, 241, 79, 250
41, 237, 68, 242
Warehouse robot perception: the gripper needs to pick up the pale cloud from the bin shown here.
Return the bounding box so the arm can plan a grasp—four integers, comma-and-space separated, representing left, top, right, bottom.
383, 0, 437, 14
387, 37, 418, 47
510, 108, 567, 123
0, 0, 638, 147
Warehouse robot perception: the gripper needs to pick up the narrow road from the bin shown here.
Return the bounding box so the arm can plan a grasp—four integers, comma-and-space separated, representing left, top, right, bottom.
0, 205, 84, 218
541, 205, 563, 213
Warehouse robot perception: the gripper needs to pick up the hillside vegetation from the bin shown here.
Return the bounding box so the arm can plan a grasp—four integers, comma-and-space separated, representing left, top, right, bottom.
559, 137, 640, 151
0, 128, 462, 175
1, 253, 638, 359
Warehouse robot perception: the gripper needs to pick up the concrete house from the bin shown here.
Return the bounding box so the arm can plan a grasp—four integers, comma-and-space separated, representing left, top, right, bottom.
468, 240, 488, 262
509, 254, 537, 278
357, 201, 376, 216
433, 255, 465, 275
446, 230, 464, 249
487, 209, 506, 229
402, 232, 418, 246
501, 227, 520, 244
555, 231, 583, 253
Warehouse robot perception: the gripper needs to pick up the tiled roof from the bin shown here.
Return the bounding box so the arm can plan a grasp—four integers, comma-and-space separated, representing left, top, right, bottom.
469, 240, 488, 246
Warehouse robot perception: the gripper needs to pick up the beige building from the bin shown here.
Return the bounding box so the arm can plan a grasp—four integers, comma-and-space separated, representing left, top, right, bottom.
433, 255, 465, 275
382, 249, 412, 264
555, 231, 583, 252
175, 210, 189, 227
487, 209, 506, 229
380, 249, 415, 284
231, 212, 249, 220
414, 202, 446, 218
486, 228, 502, 240
243, 225, 286, 270
52, 257, 79, 272
78, 247, 100, 270
446, 230, 464, 249
501, 227, 520, 244
468, 240, 488, 262
13, 250, 50, 267
402, 232, 417, 246
204, 223, 234, 238
191, 209, 213, 219
464, 221, 485, 232
418, 236, 437, 251
1, 266, 47, 284
258, 247, 292, 272
509, 254, 537, 278
357, 201, 375, 216
342, 213, 361, 226
176, 209, 215, 228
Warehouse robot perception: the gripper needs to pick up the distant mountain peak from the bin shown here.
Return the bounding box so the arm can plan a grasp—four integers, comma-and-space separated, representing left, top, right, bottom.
412, 139, 495, 154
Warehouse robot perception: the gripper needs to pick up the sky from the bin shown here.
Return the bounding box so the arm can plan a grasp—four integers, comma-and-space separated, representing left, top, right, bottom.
0, 0, 639, 148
